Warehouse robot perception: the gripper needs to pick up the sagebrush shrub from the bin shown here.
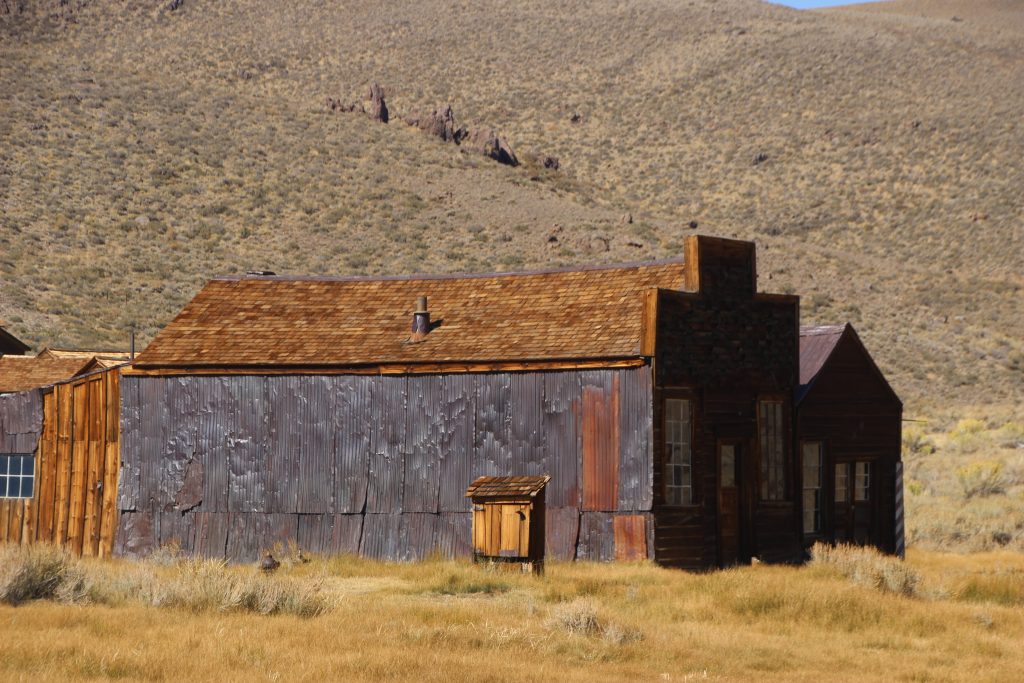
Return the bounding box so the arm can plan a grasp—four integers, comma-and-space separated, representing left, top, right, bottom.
956, 461, 1007, 499
810, 542, 920, 597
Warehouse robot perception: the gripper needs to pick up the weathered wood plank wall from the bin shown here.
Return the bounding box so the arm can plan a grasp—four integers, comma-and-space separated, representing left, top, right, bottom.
0, 369, 121, 555
117, 367, 654, 563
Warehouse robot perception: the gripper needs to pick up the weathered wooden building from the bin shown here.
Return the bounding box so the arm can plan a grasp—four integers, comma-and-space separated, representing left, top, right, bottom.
795, 324, 904, 556
0, 234, 903, 568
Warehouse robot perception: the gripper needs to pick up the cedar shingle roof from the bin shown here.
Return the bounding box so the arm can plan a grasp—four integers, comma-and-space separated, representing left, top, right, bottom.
465, 476, 551, 499
133, 261, 687, 369
0, 356, 91, 393
37, 348, 131, 363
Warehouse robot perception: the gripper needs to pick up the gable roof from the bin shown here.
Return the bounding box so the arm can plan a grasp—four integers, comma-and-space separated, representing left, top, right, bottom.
797, 323, 901, 406
133, 260, 687, 370
37, 348, 131, 363
0, 355, 92, 394
465, 475, 551, 499
0, 324, 30, 356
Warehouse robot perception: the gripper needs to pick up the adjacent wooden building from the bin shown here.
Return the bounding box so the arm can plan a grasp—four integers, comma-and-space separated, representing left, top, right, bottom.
795, 324, 904, 556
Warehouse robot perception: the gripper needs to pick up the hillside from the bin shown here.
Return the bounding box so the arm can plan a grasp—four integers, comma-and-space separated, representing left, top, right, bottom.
1, 0, 1022, 416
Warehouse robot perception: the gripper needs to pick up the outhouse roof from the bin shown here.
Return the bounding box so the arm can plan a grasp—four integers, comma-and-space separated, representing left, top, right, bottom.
465, 475, 551, 499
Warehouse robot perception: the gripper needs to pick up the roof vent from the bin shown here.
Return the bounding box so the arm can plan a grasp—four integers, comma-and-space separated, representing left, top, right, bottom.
410, 296, 430, 342
246, 270, 277, 277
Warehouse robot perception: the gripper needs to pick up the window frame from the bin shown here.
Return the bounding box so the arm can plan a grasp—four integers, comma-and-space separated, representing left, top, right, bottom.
801, 441, 823, 535
757, 397, 789, 502
0, 453, 36, 500
661, 389, 697, 508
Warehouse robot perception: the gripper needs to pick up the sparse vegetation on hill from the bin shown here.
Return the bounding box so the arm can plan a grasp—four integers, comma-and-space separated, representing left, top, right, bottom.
1, 0, 1021, 419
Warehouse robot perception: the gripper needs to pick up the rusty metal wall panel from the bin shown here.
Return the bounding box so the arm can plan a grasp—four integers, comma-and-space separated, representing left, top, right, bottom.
118, 376, 141, 511
227, 377, 269, 513
475, 373, 511, 476
113, 510, 157, 558
436, 512, 472, 558
438, 375, 475, 512
367, 377, 406, 513
360, 513, 403, 559
618, 366, 653, 510
511, 373, 545, 476
137, 377, 167, 511
158, 378, 198, 511
297, 514, 330, 553
577, 511, 615, 561
295, 377, 335, 514
545, 506, 580, 561
542, 372, 581, 508
581, 372, 619, 512
613, 513, 647, 561
193, 512, 230, 558
265, 379, 298, 513
159, 510, 196, 550
195, 379, 229, 512
404, 375, 442, 513
402, 513, 440, 561
225, 512, 295, 562
328, 514, 363, 555
333, 375, 371, 514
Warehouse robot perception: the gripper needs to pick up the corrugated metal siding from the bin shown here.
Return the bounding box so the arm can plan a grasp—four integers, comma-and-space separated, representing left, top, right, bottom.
437, 375, 475, 512
404, 376, 442, 513
577, 511, 615, 561
367, 377, 406, 514
581, 372, 619, 512
117, 366, 653, 562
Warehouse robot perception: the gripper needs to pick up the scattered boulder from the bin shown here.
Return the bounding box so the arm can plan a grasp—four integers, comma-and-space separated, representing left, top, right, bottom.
326, 97, 361, 113
366, 82, 388, 123
467, 127, 518, 166
407, 105, 466, 143
753, 152, 768, 165
570, 112, 582, 124
621, 213, 633, 225
166, 0, 184, 10
688, 220, 699, 230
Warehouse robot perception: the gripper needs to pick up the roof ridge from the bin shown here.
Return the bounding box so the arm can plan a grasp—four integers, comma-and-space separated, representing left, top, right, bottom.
213, 257, 687, 284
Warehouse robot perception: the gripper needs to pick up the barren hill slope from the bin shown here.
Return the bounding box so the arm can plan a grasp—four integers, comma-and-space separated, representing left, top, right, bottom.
1, 0, 1021, 415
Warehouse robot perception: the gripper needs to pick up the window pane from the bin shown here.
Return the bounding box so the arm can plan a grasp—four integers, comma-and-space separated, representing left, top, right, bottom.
7, 477, 19, 498
720, 445, 736, 487
0, 458, 7, 475
835, 464, 848, 503
23, 457, 34, 475
0, 477, 7, 497
9, 457, 20, 476
855, 461, 870, 501
22, 477, 33, 499
665, 399, 693, 505
759, 401, 786, 501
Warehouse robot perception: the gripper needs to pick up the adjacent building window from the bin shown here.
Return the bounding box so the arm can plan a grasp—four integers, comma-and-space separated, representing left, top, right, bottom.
854, 461, 871, 501
835, 463, 848, 503
0, 454, 34, 499
758, 400, 786, 501
802, 442, 822, 534
665, 398, 693, 505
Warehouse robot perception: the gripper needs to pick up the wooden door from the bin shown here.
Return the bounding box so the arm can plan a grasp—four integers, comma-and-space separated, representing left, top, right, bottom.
834, 461, 873, 544
718, 442, 741, 566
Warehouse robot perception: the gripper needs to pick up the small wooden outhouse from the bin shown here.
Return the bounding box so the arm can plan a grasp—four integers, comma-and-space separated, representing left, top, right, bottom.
466, 475, 550, 574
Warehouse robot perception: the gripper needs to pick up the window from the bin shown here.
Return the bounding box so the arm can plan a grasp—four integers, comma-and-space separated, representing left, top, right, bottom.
664, 398, 693, 505
835, 463, 849, 503
758, 400, 786, 500
720, 444, 736, 488
802, 442, 822, 534
854, 461, 871, 501
0, 454, 34, 499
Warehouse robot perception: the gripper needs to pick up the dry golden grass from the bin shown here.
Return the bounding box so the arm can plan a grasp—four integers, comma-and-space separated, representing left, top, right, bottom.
0, 0, 1021, 419
0, 544, 1022, 681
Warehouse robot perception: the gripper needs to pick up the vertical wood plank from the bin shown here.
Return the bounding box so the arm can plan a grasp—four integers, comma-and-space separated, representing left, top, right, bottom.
99, 370, 121, 557
54, 384, 74, 547
37, 391, 58, 543
83, 379, 103, 556
68, 383, 88, 555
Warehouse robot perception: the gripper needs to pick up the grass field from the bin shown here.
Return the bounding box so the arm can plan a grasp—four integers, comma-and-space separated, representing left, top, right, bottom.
1, 543, 1023, 682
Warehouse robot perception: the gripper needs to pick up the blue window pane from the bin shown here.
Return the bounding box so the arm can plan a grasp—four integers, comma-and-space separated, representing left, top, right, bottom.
9, 458, 20, 476
22, 478, 33, 498
0, 477, 7, 497
0, 458, 8, 475
7, 478, 19, 498
23, 457, 34, 475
